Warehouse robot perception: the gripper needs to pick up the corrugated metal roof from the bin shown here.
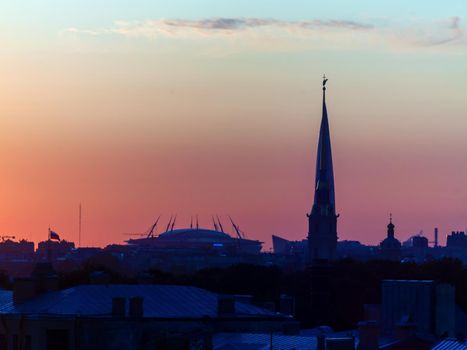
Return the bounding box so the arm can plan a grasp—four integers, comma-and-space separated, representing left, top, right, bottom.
0, 285, 280, 319
432, 339, 467, 350
213, 333, 317, 350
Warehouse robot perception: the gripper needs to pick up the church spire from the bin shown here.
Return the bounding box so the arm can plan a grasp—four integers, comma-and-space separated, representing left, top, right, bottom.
307, 75, 338, 263
387, 213, 395, 239
312, 75, 335, 215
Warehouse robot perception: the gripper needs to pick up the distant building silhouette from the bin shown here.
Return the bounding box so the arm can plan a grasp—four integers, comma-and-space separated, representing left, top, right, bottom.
379, 216, 401, 261
307, 77, 338, 263
36, 239, 75, 261
447, 231, 467, 249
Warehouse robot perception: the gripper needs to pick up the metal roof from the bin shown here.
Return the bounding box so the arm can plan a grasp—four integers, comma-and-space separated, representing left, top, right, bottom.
213, 333, 317, 350
159, 228, 232, 239
0, 285, 280, 319
432, 339, 467, 350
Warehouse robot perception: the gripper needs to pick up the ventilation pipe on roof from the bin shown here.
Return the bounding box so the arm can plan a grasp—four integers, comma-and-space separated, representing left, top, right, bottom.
316, 334, 325, 350
129, 297, 144, 317
112, 297, 126, 317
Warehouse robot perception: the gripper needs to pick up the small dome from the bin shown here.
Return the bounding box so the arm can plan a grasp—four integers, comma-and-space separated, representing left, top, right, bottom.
380, 236, 401, 249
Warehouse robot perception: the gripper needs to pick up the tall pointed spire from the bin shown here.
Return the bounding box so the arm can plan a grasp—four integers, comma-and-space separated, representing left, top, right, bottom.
313, 74, 335, 215
307, 75, 338, 263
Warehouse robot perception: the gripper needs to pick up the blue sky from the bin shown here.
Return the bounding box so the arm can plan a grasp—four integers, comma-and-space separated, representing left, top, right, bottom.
1, 1, 465, 31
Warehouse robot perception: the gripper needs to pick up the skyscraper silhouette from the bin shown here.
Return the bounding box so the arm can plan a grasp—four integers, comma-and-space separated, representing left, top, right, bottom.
307, 76, 338, 263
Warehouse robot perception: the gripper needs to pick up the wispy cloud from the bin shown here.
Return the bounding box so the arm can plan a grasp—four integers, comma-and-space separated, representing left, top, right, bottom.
159, 18, 373, 31
411, 16, 462, 46
64, 17, 374, 38
63, 16, 465, 52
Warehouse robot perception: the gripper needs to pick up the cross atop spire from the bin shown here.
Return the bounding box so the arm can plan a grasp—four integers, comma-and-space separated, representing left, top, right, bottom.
322, 74, 328, 91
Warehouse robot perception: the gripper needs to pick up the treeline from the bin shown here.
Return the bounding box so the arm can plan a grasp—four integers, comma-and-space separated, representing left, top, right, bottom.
3, 258, 466, 330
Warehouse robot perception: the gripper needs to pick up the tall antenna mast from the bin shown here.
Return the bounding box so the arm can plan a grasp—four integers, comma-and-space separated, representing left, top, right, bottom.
78, 203, 82, 247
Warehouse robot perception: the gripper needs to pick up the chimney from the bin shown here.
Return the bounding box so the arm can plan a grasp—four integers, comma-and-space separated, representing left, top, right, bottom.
112, 297, 126, 317
129, 297, 144, 317
279, 294, 294, 316
217, 295, 235, 315
317, 334, 326, 350
357, 321, 379, 350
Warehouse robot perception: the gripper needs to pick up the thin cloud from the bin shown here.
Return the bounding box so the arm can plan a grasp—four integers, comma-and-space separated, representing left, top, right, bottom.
160, 18, 373, 31
417, 16, 462, 46
63, 16, 465, 52
64, 17, 374, 38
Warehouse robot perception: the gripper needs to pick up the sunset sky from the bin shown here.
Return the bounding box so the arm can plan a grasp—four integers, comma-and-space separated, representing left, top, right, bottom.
0, 1, 466, 248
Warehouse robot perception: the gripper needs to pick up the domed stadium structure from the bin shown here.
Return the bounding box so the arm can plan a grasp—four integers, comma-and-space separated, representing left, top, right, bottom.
126, 221, 262, 255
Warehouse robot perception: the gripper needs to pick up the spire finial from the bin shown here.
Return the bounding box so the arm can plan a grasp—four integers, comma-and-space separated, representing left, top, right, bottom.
322, 74, 328, 91
389, 212, 392, 223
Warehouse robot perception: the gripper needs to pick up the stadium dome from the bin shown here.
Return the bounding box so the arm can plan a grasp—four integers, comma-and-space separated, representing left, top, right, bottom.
158, 228, 232, 241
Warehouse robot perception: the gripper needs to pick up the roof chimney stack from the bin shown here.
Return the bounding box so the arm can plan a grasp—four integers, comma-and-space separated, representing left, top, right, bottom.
112, 297, 126, 317
129, 297, 144, 317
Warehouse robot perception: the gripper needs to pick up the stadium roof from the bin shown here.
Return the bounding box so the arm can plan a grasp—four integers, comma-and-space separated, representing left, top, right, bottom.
158, 228, 232, 240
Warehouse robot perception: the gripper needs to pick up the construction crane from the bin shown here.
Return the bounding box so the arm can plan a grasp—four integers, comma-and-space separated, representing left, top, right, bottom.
122, 216, 161, 238
122, 233, 146, 237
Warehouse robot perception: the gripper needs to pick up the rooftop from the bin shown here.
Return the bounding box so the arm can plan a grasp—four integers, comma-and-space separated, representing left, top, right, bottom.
0, 284, 280, 319
158, 228, 232, 240
213, 332, 317, 350
432, 339, 467, 350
